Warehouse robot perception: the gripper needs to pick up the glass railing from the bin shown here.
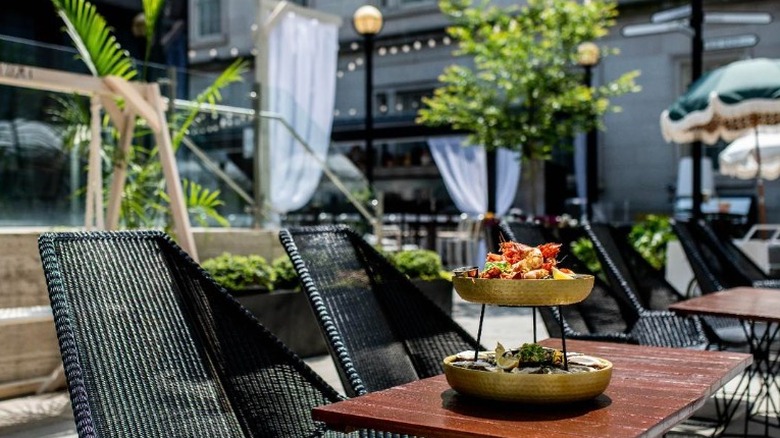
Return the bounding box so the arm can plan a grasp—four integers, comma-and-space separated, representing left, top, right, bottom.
0, 34, 373, 228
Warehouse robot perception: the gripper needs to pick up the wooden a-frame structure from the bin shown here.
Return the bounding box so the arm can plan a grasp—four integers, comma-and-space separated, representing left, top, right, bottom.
0, 62, 197, 260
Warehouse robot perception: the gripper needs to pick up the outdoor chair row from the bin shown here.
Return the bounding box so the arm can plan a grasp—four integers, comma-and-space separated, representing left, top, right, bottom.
38, 227, 479, 437
39, 220, 768, 436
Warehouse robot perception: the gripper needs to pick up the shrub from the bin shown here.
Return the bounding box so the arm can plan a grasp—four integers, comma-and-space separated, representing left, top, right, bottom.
202, 252, 275, 292
390, 249, 450, 281
271, 255, 299, 290
628, 215, 674, 271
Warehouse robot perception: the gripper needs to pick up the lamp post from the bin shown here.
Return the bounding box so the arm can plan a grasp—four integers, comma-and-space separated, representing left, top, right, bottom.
577, 41, 601, 222
353, 5, 383, 187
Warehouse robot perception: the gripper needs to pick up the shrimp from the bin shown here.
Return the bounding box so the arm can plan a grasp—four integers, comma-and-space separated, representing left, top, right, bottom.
523, 269, 550, 279
514, 247, 543, 273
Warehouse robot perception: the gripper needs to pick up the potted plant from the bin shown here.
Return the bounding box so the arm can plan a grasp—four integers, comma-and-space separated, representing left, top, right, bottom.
202, 253, 327, 357
390, 249, 453, 315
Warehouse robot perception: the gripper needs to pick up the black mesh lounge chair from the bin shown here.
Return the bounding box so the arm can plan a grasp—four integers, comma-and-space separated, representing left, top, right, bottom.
279, 225, 480, 398
693, 220, 780, 289
671, 219, 775, 293
585, 222, 744, 350
38, 230, 363, 438
502, 222, 706, 349
498, 221, 642, 344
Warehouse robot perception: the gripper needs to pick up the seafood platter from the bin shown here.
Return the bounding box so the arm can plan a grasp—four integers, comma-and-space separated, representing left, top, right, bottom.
445, 240, 611, 403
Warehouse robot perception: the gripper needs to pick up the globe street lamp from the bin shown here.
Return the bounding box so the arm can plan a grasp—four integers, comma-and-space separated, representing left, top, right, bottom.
353, 5, 383, 187
577, 41, 601, 221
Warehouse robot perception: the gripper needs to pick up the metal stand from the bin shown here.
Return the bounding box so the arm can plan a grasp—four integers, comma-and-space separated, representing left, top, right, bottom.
472, 303, 569, 371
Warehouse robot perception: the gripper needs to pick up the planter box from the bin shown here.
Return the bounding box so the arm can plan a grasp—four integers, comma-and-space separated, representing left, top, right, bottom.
236, 289, 328, 358
411, 279, 453, 315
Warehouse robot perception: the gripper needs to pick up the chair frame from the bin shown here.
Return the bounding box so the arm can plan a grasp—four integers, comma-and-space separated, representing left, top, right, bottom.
280, 225, 481, 398
38, 230, 350, 438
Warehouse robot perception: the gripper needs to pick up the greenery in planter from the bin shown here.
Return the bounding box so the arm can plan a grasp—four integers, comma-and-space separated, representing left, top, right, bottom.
628, 215, 674, 271
390, 249, 451, 281
202, 253, 275, 292
271, 256, 300, 290
570, 237, 603, 279
569, 215, 674, 278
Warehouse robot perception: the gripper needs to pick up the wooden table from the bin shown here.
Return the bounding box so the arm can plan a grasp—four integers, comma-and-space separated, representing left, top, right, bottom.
669, 287, 780, 436
313, 339, 751, 438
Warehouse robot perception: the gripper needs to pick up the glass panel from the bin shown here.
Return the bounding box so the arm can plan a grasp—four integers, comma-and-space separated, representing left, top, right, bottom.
197, 0, 222, 37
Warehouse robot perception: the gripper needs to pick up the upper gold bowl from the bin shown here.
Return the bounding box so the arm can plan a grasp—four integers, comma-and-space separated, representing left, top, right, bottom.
452, 275, 594, 306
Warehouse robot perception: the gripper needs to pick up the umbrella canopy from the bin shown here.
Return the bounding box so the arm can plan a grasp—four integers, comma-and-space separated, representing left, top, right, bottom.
661, 58, 780, 145
660, 58, 780, 223
719, 130, 780, 181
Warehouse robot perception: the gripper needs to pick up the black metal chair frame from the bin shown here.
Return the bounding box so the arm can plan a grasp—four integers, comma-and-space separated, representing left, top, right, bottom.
585, 222, 742, 351
280, 225, 481, 398
498, 222, 640, 345
38, 230, 362, 438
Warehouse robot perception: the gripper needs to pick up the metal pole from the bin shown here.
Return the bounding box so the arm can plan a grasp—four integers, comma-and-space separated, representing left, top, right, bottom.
364, 34, 375, 188
691, 0, 704, 220
584, 65, 597, 221
487, 150, 496, 214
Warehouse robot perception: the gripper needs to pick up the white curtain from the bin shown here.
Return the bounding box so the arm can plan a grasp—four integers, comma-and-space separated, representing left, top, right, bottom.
427, 136, 521, 216
267, 12, 339, 214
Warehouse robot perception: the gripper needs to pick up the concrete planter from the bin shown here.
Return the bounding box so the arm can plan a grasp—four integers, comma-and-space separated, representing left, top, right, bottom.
411, 278, 453, 315
235, 289, 328, 358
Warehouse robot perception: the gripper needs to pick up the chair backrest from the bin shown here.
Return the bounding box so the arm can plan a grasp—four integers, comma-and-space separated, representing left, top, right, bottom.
694, 220, 770, 282
502, 222, 634, 336
671, 220, 744, 293
279, 225, 479, 398
39, 231, 344, 438
585, 223, 684, 311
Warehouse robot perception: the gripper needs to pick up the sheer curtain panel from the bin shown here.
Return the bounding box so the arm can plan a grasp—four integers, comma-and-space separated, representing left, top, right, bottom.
428, 136, 521, 217
267, 12, 339, 216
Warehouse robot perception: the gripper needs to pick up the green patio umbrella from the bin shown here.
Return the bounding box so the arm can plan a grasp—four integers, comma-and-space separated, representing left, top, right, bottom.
660, 58, 780, 222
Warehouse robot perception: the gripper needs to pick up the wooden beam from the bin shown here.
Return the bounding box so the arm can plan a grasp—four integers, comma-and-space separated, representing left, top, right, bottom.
106, 110, 137, 229
0, 62, 113, 96
103, 76, 161, 132
148, 84, 198, 260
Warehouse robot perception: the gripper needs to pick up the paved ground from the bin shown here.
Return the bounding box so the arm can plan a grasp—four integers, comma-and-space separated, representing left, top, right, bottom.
0, 292, 775, 437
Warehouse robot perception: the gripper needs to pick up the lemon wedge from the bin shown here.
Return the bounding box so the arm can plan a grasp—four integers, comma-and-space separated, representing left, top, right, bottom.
494, 342, 520, 370
552, 267, 574, 280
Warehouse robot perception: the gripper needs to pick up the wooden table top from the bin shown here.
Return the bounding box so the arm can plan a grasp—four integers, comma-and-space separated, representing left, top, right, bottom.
669, 287, 780, 323
312, 339, 752, 438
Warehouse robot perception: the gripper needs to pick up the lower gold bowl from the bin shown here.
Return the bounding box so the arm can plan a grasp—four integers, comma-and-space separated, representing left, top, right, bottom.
443, 355, 612, 404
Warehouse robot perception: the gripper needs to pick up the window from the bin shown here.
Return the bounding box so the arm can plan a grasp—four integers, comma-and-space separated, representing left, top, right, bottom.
196, 0, 221, 37
394, 89, 433, 115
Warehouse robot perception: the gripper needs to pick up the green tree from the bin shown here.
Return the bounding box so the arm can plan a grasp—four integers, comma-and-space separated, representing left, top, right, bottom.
418, 0, 640, 161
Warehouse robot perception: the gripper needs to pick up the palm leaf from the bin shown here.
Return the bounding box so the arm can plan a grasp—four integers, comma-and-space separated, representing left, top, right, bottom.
51, 0, 136, 79
141, 0, 165, 73
172, 58, 250, 147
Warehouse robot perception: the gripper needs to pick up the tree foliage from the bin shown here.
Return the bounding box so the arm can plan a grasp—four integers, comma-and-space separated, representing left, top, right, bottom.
418, 0, 641, 161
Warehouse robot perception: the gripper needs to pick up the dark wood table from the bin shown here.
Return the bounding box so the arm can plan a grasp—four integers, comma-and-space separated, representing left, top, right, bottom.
669, 287, 780, 437
312, 339, 751, 438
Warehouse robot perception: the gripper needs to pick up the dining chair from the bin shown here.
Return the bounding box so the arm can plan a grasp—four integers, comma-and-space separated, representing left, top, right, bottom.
435, 216, 482, 268
279, 225, 481, 398
585, 222, 745, 350
502, 221, 706, 349
37, 230, 368, 438
693, 219, 780, 288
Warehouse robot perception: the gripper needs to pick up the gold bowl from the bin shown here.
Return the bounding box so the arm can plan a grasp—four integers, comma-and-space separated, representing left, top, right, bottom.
443, 355, 612, 404
452, 275, 594, 306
